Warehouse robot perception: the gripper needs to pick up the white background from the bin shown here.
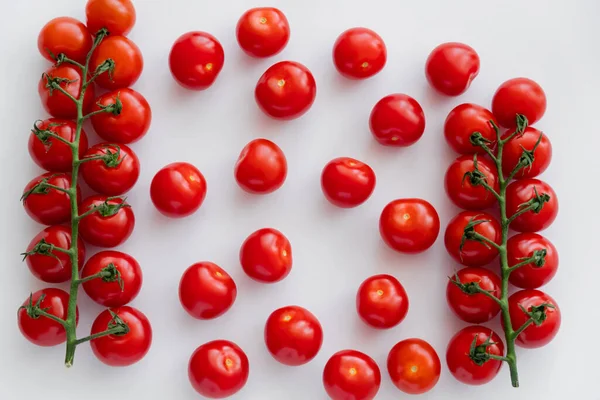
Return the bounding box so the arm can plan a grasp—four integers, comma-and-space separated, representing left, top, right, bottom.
1, 0, 598, 399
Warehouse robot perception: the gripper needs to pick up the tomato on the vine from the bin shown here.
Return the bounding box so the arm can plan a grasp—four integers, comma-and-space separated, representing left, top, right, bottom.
508, 233, 558, 288
502, 127, 552, 179
369, 94, 426, 146
22, 173, 79, 226
90, 306, 152, 366
28, 119, 89, 173
506, 178, 558, 232
264, 305, 323, 366
38, 17, 92, 63
444, 103, 498, 154
255, 61, 317, 120
445, 155, 499, 210
81, 143, 140, 195
81, 251, 142, 307
91, 88, 151, 144
79, 195, 135, 248
240, 228, 292, 283
86, 0, 136, 36
169, 31, 225, 90
387, 338, 441, 395
150, 162, 207, 218
332, 27, 387, 79
323, 350, 381, 400
234, 139, 287, 194
492, 78, 546, 128
38, 64, 95, 119
444, 211, 501, 267
179, 262, 237, 320
90, 35, 143, 90
188, 340, 249, 398
236, 7, 290, 58
321, 157, 376, 208
446, 267, 501, 323
425, 42, 479, 96
356, 274, 409, 329
507, 289, 561, 348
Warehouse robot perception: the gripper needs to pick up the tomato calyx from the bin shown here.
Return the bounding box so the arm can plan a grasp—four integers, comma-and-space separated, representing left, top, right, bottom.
32, 119, 68, 147
106, 310, 130, 336
462, 154, 491, 189
84, 144, 125, 168
20, 293, 51, 320
519, 302, 555, 327
96, 92, 122, 115
510, 131, 544, 178
43, 73, 78, 97
83, 196, 130, 218
460, 216, 496, 256
470, 130, 494, 148
469, 334, 505, 366
21, 238, 66, 263
449, 272, 495, 297
21, 174, 69, 201
98, 263, 124, 290
514, 186, 551, 216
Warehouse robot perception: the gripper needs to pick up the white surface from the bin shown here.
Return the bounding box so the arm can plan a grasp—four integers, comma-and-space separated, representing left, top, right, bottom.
1, 0, 599, 399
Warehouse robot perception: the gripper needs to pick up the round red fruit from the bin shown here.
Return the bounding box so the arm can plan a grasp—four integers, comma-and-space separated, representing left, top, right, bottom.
356, 274, 409, 329
38, 17, 92, 63
446, 267, 501, 323
425, 42, 479, 96
240, 228, 292, 283
370, 94, 425, 146
90, 35, 143, 89
492, 78, 546, 128
444, 103, 497, 154
502, 127, 552, 179
169, 31, 224, 90
39, 64, 95, 119
234, 139, 287, 194
444, 155, 498, 210
333, 27, 386, 79
507, 289, 561, 348
22, 173, 79, 226
81, 143, 140, 195
387, 339, 441, 395
508, 233, 558, 289
321, 157, 376, 208
236, 7, 290, 58
29, 119, 88, 172
444, 211, 501, 267
323, 350, 381, 400
150, 162, 207, 218
86, 0, 136, 36
506, 179, 558, 232
79, 195, 135, 247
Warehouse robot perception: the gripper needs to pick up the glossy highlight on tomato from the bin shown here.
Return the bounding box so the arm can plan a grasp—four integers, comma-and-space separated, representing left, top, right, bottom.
387, 339, 441, 395
370, 94, 425, 146
81, 143, 140, 196
492, 77, 547, 128
508, 233, 558, 288
502, 127, 552, 179
22, 173, 79, 226
240, 228, 292, 283
28, 119, 88, 172
38, 64, 95, 119
150, 162, 207, 218
236, 7, 290, 57
169, 31, 225, 90
86, 0, 136, 36
444, 211, 501, 267
79, 195, 135, 247
444, 103, 497, 154
38, 17, 92, 63
506, 178, 558, 232
235, 139, 287, 194
356, 274, 409, 329
90, 35, 143, 89
333, 27, 387, 79
321, 157, 376, 208
425, 42, 480, 96
323, 350, 381, 400
507, 289, 561, 348
446, 267, 501, 323
444, 155, 499, 210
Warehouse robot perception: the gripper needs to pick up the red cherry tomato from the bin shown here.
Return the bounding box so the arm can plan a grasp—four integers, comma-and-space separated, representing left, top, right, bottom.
234, 139, 287, 194
444, 155, 499, 210
81, 143, 140, 195
150, 162, 207, 218
255, 61, 316, 120
446, 267, 501, 323
444, 211, 501, 267
492, 78, 547, 128
25, 225, 85, 283
38, 17, 92, 63
86, 0, 136, 36
22, 173, 79, 226
188, 340, 249, 398
446, 326, 504, 385
179, 262, 237, 320
508, 233, 558, 289
506, 179, 558, 232
90, 35, 143, 90
369, 94, 425, 146
90, 306, 152, 366
502, 127, 552, 179
264, 305, 323, 366
356, 274, 409, 329
79, 195, 135, 247
321, 157, 376, 208
507, 289, 561, 348
425, 42, 480, 96
444, 103, 498, 154
28, 119, 89, 172
18, 288, 78, 347
236, 7, 290, 57
90, 88, 151, 144
323, 350, 381, 400
387, 338, 441, 395
81, 251, 142, 307
379, 198, 440, 253
240, 228, 292, 283
169, 31, 224, 90
38, 64, 95, 119
332, 27, 386, 79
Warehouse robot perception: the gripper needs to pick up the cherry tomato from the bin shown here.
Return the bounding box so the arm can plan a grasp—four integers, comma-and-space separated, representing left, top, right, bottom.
332, 27, 386, 79
492, 78, 547, 128
38, 17, 92, 63
18, 288, 78, 347
379, 198, 440, 253
234, 139, 287, 194
188, 340, 249, 398
90, 88, 152, 144
169, 31, 224, 90
387, 338, 441, 395
446, 267, 501, 323
506, 178, 558, 232
446, 326, 504, 385
264, 305, 323, 366
38, 64, 95, 119
255, 61, 316, 120
502, 127, 552, 179
90, 306, 152, 366
356, 274, 409, 329
81, 251, 142, 307
444, 211, 501, 267
444, 104, 498, 154
323, 350, 381, 400
507, 289, 561, 348
236, 7, 290, 58
25, 225, 85, 283
81, 143, 140, 195
150, 162, 207, 218
86, 0, 136, 36
22, 173, 79, 226
369, 94, 425, 146
28, 119, 89, 172
508, 233, 558, 289
179, 262, 237, 320
425, 42, 480, 96
444, 155, 499, 210
90, 35, 143, 90
79, 195, 135, 247
321, 157, 376, 208
240, 228, 292, 283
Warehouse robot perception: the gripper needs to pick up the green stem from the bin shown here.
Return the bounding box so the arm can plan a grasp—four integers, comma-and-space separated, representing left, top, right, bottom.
74, 325, 126, 346
512, 318, 534, 340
